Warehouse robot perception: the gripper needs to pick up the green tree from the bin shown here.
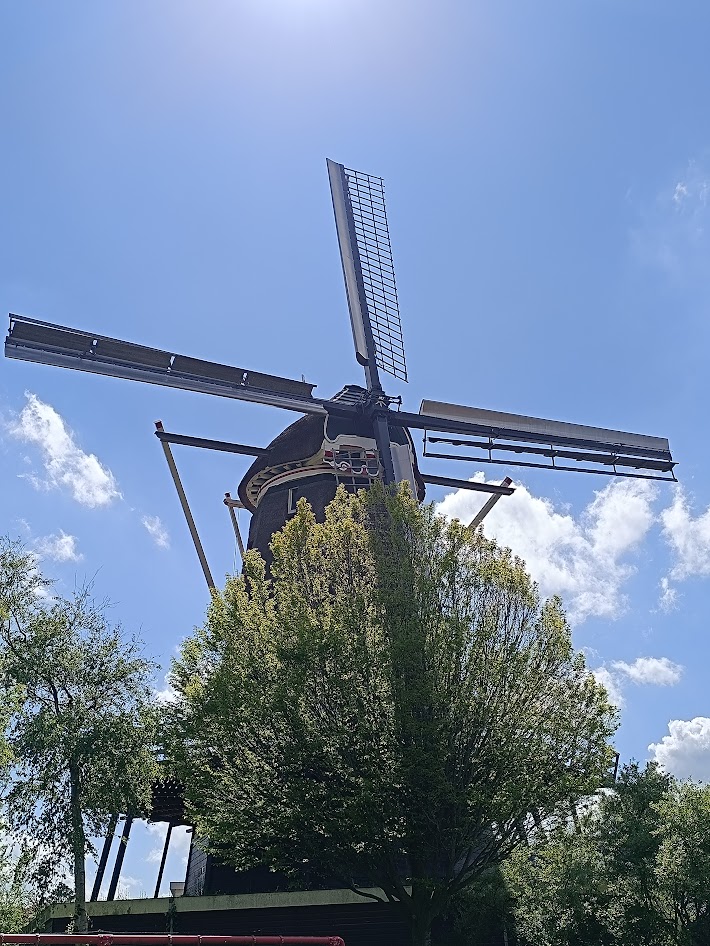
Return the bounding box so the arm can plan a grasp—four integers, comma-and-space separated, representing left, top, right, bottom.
504, 762, 710, 946
0, 537, 159, 932
0, 842, 71, 932
0, 846, 38, 932
504, 812, 617, 946
654, 780, 710, 945
168, 486, 617, 946
598, 761, 674, 944
435, 867, 514, 945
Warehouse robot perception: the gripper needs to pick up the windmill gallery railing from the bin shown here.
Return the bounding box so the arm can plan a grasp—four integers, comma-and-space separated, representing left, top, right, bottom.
0, 937, 346, 946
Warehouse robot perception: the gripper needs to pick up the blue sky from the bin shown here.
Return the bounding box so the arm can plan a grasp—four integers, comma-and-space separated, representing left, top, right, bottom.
3, 0, 710, 897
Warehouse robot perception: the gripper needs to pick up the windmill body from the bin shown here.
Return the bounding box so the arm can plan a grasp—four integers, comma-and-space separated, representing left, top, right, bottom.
238, 386, 424, 564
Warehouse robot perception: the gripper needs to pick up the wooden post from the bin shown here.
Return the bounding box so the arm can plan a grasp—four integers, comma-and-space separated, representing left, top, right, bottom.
90, 813, 118, 901
106, 816, 133, 901
153, 822, 174, 898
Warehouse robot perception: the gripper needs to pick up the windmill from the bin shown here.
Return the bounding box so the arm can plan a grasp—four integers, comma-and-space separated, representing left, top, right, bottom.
3, 159, 677, 901
5, 159, 676, 578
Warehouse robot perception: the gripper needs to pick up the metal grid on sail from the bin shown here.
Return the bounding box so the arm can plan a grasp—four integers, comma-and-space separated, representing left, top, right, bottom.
343, 166, 407, 382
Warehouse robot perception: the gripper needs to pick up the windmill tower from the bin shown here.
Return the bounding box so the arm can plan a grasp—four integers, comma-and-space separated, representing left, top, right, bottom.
236, 393, 425, 564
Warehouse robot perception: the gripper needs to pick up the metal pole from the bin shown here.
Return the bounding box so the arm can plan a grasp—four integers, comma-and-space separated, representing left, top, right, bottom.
90, 813, 118, 901
106, 816, 133, 901
0, 936, 347, 945
224, 494, 246, 561
155, 421, 215, 591
371, 410, 396, 485
153, 822, 174, 899
155, 429, 268, 458
612, 751, 620, 782
423, 474, 514, 496
467, 477, 513, 529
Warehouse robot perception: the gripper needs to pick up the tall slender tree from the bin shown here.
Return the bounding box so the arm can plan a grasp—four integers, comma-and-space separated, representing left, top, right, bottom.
168, 486, 617, 946
0, 538, 159, 931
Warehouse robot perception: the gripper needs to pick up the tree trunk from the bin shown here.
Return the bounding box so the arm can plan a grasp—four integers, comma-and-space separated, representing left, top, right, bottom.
69, 762, 88, 932
410, 918, 432, 946
409, 882, 434, 946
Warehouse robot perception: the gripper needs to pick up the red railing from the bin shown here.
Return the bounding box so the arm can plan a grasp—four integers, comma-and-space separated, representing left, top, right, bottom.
0, 938, 345, 946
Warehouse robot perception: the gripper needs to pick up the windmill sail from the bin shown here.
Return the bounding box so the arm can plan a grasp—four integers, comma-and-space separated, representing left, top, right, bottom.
5, 315, 321, 415
327, 159, 407, 383
414, 399, 675, 480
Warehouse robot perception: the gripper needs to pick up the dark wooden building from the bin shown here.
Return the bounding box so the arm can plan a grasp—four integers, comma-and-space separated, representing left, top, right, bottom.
238, 386, 425, 566
46, 891, 409, 946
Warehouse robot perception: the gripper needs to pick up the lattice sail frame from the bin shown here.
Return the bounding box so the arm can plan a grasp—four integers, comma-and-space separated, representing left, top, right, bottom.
342, 165, 407, 382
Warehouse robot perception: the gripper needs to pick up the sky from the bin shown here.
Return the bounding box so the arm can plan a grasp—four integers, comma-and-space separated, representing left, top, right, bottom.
2, 0, 710, 898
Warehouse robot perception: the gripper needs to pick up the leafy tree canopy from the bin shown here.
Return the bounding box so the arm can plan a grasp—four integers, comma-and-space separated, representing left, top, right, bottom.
0, 537, 159, 931
505, 761, 710, 946
167, 486, 617, 946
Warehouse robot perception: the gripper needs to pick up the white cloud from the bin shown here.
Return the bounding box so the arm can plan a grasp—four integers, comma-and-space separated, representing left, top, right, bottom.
146, 822, 170, 864
113, 875, 146, 899
592, 667, 625, 709
154, 673, 177, 705
34, 531, 83, 563
612, 656, 683, 686
8, 393, 121, 507
171, 826, 191, 867
661, 489, 710, 580
673, 181, 689, 205
649, 718, 710, 782
142, 515, 170, 549
593, 655, 683, 709
147, 821, 191, 884
658, 576, 678, 612
437, 475, 656, 624
632, 158, 710, 282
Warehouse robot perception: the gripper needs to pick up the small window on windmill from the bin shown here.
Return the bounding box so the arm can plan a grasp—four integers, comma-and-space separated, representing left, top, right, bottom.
288, 485, 310, 516
323, 446, 380, 494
